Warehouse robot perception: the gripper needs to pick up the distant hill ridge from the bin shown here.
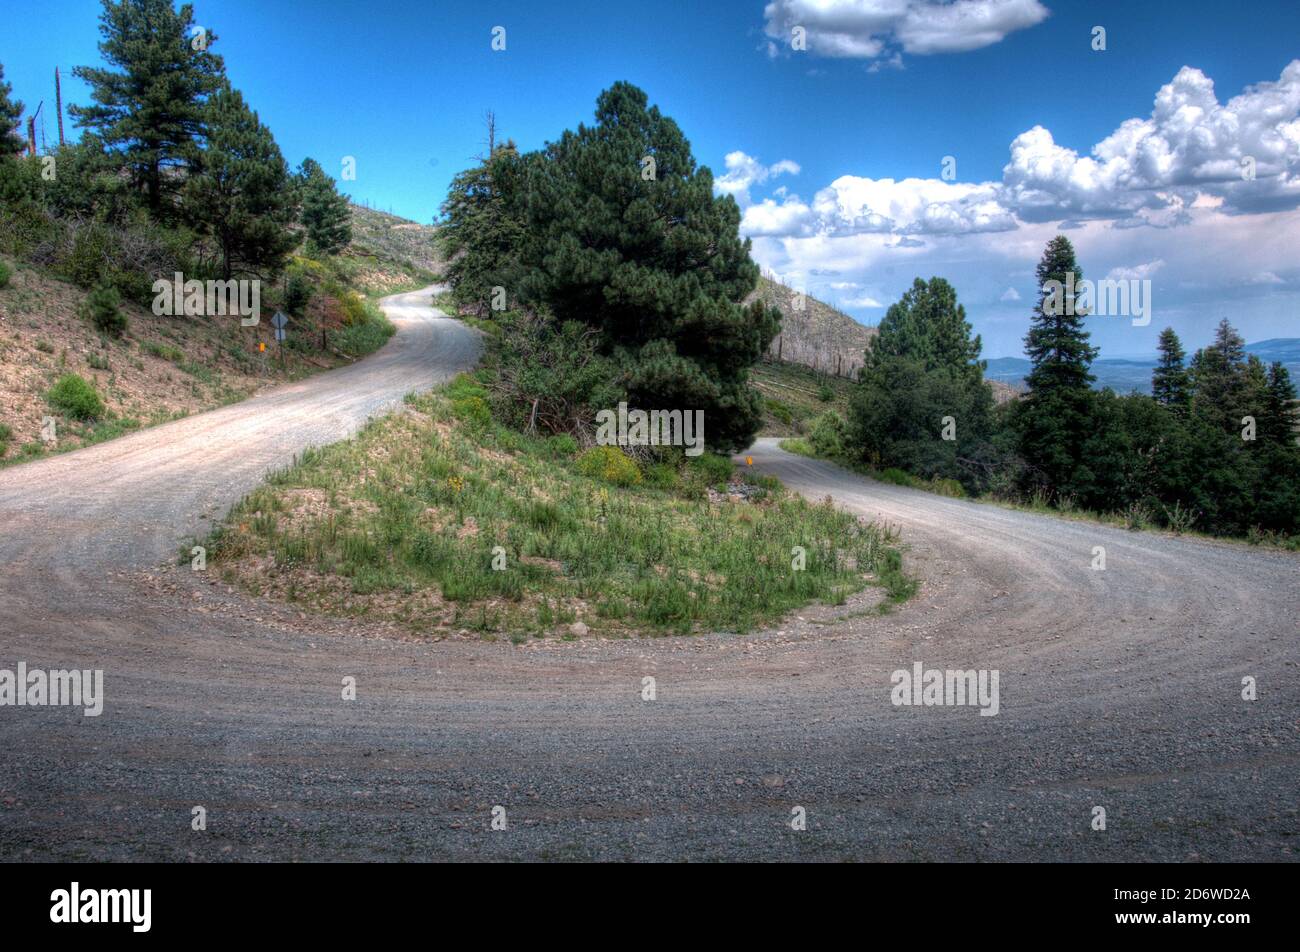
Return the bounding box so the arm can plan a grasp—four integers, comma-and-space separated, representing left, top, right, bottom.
986, 339, 1300, 394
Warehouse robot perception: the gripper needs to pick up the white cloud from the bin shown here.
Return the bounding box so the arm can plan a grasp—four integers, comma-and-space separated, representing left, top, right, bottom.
1106, 260, 1166, 281
762, 0, 1048, 62
1002, 61, 1300, 221
999, 286, 1021, 302
715, 151, 801, 206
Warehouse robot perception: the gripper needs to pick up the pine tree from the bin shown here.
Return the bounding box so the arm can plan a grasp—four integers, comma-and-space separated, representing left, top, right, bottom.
514, 82, 780, 452
1015, 235, 1100, 497
850, 277, 993, 487
1189, 318, 1248, 433
183, 84, 294, 279
71, 0, 226, 217
0, 62, 25, 156
1151, 327, 1190, 409
297, 157, 352, 255
438, 141, 527, 316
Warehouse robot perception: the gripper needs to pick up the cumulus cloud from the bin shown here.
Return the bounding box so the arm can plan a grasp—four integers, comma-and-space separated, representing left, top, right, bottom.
726, 60, 1300, 241
1002, 61, 1300, 221
999, 287, 1021, 302
762, 0, 1048, 62
1106, 260, 1166, 281
714, 151, 801, 206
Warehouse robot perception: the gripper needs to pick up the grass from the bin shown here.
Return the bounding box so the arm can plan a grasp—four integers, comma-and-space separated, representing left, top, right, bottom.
205, 377, 913, 637
752, 360, 855, 436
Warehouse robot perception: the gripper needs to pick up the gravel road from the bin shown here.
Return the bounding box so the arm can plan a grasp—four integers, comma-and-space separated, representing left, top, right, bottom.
1, 289, 1296, 862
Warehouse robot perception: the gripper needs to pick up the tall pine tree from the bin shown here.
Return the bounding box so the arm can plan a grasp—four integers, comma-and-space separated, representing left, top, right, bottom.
71, 0, 225, 217
1015, 235, 1100, 497
297, 157, 352, 255
1151, 327, 1190, 409
515, 82, 779, 452
184, 84, 294, 279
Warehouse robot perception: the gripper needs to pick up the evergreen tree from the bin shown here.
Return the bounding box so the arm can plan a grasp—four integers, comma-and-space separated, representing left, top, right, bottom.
71, 0, 225, 217
850, 277, 994, 488
183, 84, 294, 279
437, 141, 526, 315
0, 62, 25, 156
1151, 327, 1189, 409
1189, 318, 1248, 433
297, 157, 352, 255
1015, 235, 1100, 497
514, 82, 779, 451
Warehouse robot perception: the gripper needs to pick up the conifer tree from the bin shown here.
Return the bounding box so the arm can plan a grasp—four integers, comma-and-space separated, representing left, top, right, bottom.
1152, 327, 1190, 409
71, 0, 225, 216
515, 82, 780, 451
298, 157, 352, 255
184, 84, 294, 279
0, 62, 25, 156
1015, 235, 1099, 496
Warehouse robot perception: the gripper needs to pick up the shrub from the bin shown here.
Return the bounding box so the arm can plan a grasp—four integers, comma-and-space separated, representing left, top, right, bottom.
545, 433, 578, 458
575, 445, 641, 486
47, 374, 106, 421
686, 452, 734, 488
451, 395, 491, 427
80, 284, 127, 337
765, 398, 794, 426
284, 273, 312, 316
0, 260, 11, 288
810, 411, 847, 458
817, 383, 835, 402
0, 423, 11, 455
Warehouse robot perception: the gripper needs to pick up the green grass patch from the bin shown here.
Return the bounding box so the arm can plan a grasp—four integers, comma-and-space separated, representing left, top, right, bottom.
207, 386, 911, 636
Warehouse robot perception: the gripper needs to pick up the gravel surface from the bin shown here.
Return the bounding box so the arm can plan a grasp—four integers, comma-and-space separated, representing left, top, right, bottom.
1, 289, 1296, 862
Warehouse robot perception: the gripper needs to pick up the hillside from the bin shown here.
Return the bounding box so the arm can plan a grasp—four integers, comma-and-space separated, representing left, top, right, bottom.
747, 276, 876, 379
347, 203, 442, 289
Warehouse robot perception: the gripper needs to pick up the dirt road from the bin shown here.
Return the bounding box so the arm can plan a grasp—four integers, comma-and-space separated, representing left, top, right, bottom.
1, 291, 1296, 861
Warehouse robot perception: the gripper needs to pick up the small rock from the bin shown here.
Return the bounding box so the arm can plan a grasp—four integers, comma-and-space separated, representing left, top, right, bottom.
570, 621, 589, 637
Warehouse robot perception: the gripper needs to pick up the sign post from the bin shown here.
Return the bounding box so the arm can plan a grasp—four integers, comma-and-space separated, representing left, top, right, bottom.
272, 311, 288, 366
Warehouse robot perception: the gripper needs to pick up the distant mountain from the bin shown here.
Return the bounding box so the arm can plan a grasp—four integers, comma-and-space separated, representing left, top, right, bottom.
985, 340, 1300, 394
747, 276, 876, 380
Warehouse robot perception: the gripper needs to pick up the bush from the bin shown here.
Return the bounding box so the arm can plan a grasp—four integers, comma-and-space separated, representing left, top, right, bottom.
810, 411, 847, 458
451, 395, 491, 427
47, 374, 106, 421
0, 260, 11, 288
575, 445, 642, 486
817, 383, 835, 402
544, 433, 578, 458
284, 273, 312, 316
686, 452, 734, 488
80, 284, 128, 337
0, 422, 12, 455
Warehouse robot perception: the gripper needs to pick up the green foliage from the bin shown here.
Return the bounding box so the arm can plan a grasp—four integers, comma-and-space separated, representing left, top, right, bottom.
183, 85, 296, 279
328, 298, 395, 357
848, 277, 995, 490
510, 83, 780, 452
438, 143, 527, 316
70, 0, 227, 217
1015, 236, 1099, 496
297, 157, 352, 255
283, 272, 311, 315
0, 259, 10, 288
809, 410, 847, 458
0, 62, 25, 156
575, 445, 642, 486
80, 283, 128, 337
48, 374, 106, 421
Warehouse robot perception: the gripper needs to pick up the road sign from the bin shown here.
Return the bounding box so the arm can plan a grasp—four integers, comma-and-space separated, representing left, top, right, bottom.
271, 311, 288, 330
274, 327, 286, 342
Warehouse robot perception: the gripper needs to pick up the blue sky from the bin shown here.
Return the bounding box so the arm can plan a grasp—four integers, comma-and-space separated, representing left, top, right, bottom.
3, 0, 1299, 357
